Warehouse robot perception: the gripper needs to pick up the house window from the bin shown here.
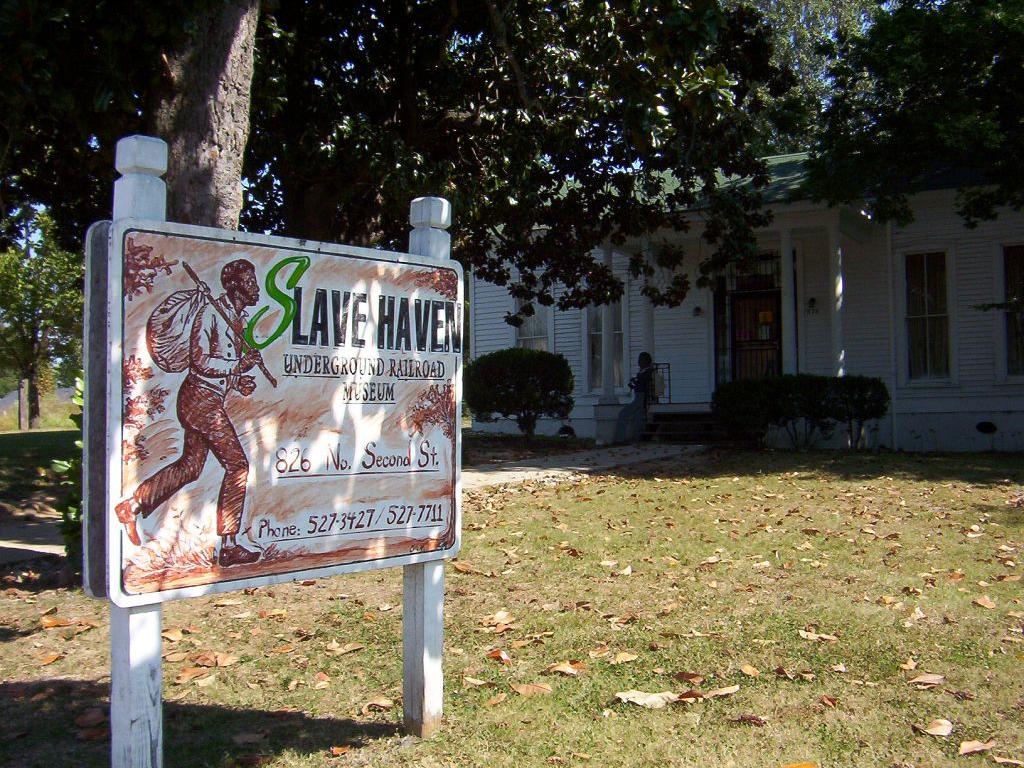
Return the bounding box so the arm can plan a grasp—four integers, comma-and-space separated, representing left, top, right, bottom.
905, 251, 949, 379
515, 300, 550, 351
1005, 245, 1024, 375
587, 302, 624, 390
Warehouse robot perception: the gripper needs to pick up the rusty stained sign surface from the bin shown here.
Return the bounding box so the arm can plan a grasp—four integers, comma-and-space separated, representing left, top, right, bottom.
102, 221, 462, 605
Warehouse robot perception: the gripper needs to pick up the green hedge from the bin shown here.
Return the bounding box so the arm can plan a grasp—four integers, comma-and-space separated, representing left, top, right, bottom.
712, 374, 890, 449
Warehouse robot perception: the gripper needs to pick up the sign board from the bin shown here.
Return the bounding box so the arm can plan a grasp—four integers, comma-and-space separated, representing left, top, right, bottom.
95, 220, 462, 606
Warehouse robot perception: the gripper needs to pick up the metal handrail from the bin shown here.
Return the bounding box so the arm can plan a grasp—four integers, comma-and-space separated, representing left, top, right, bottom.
653, 362, 671, 403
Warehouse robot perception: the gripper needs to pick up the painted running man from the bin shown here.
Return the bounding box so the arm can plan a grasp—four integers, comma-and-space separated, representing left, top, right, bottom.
116, 258, 267, 568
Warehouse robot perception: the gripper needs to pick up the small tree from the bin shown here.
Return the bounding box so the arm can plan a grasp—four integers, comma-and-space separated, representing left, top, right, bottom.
0, 211, 83, 427
464, 347, 573, 438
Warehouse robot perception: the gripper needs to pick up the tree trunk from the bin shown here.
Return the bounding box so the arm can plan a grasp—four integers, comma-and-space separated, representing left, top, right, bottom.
149, 0, 260, 229
17, 379, 28, 431
26, 367, 40, 429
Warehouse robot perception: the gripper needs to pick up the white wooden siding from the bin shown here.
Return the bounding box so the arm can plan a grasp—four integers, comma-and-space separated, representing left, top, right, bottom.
796, 230, 832, 375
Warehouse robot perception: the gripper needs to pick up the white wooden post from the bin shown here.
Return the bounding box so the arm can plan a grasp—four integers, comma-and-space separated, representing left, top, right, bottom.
599, 245, 617, 404
640, 239, 655, 360
403, 196, 450, 737
828, 221, 845, 377
111, 135, 168, 768
780, 228, 797, 374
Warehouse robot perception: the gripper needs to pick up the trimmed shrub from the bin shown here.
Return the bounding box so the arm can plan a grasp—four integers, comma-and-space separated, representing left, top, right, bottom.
769, 374, 835, 449
713, 374, 889, 449
711, 378, 773, 443
464, 347, 574, 437
828, 375, 890, 449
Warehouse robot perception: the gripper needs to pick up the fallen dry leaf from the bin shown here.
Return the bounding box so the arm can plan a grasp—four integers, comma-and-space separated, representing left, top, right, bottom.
36, 652, 62, 667
487, 648, 511, 665
546, 660, 584, 676
39, 615, 74, 629
706, 684, 740, 698
674, 672, 705, 686
819, 695, 837, 709
973, 596, 997, 610
588, 644, 610, 659
463, 676, 489, 688
175, 667, 213, 685
73, 708, 107, 728
328, 745, 351, 757
161, 628, 184, 642
779, 763, 819, 768
908, 673, 945, 689
913, 718, 953, 737
75, 726, 109, 742
992, 756, 1024, 766
958, 739, 996, 756
195, 673, 218, 688
740, 664, 760, 678
733, 713, 766, 726
485, 692, 507, 707
900, 658, 918, 671
798, 629, 838, 642
360, 696, 394, 716
614, 690, 679, 709
511, 682, 553, 697
325, 641, 364, 656
609, 651, 638, 665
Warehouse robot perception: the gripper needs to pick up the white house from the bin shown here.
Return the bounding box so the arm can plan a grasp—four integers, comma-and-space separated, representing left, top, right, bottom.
469, 154, 1024, 451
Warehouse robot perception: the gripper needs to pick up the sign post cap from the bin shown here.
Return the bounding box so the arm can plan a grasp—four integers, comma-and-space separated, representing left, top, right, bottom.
115, 136, 168, 177
409, 197, 451, 230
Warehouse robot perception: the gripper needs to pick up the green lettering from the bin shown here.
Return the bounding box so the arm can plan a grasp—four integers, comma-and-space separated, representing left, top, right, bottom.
244, 256, 311, 350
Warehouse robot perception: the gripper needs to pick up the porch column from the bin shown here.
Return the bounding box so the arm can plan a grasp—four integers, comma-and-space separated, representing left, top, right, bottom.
780, 229, 797, 374
641, 239, 655, 359
599, 245, 617, 404
828, 222, 845, 376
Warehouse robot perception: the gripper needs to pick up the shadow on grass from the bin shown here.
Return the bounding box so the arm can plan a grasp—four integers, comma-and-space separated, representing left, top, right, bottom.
0, 678, 399, 768
1, 554, 73, 595
612, 447, 1024, 488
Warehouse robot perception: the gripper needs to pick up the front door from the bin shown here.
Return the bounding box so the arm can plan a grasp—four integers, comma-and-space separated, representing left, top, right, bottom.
730, 290, 781, 380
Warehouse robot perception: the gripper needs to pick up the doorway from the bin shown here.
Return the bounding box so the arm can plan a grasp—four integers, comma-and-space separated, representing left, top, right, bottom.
730, 290, 781, 380
713, 252, 784, 385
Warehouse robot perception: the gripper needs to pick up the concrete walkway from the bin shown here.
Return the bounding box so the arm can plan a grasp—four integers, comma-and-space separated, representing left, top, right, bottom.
0, 443, 696, 564
0, 510, 65, 565
462, 443, 697, 491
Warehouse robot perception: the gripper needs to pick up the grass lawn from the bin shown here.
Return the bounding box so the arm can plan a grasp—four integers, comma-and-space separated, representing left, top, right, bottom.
1, 450, 1022, 767
462, 431, 595, 467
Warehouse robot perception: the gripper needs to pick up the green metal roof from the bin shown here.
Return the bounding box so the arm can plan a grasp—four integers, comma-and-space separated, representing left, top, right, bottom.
718, 152, 810, 204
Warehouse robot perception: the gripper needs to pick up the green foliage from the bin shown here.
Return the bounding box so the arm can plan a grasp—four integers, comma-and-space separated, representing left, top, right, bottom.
723, 0, 876, 153
828, 375, 890, 450
0, 211, 83, 425
807, 0, 1024, 225
464, 347, 574, 438
244, 1, 794, 315
713, 374, 889, 449
767, 374, 836, 449
711, 378, 773, 443
51, 376, 83, 573
0, 0, 213, 247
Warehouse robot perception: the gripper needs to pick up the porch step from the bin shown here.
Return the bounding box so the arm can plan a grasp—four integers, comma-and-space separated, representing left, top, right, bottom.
642, 411, 733, 445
